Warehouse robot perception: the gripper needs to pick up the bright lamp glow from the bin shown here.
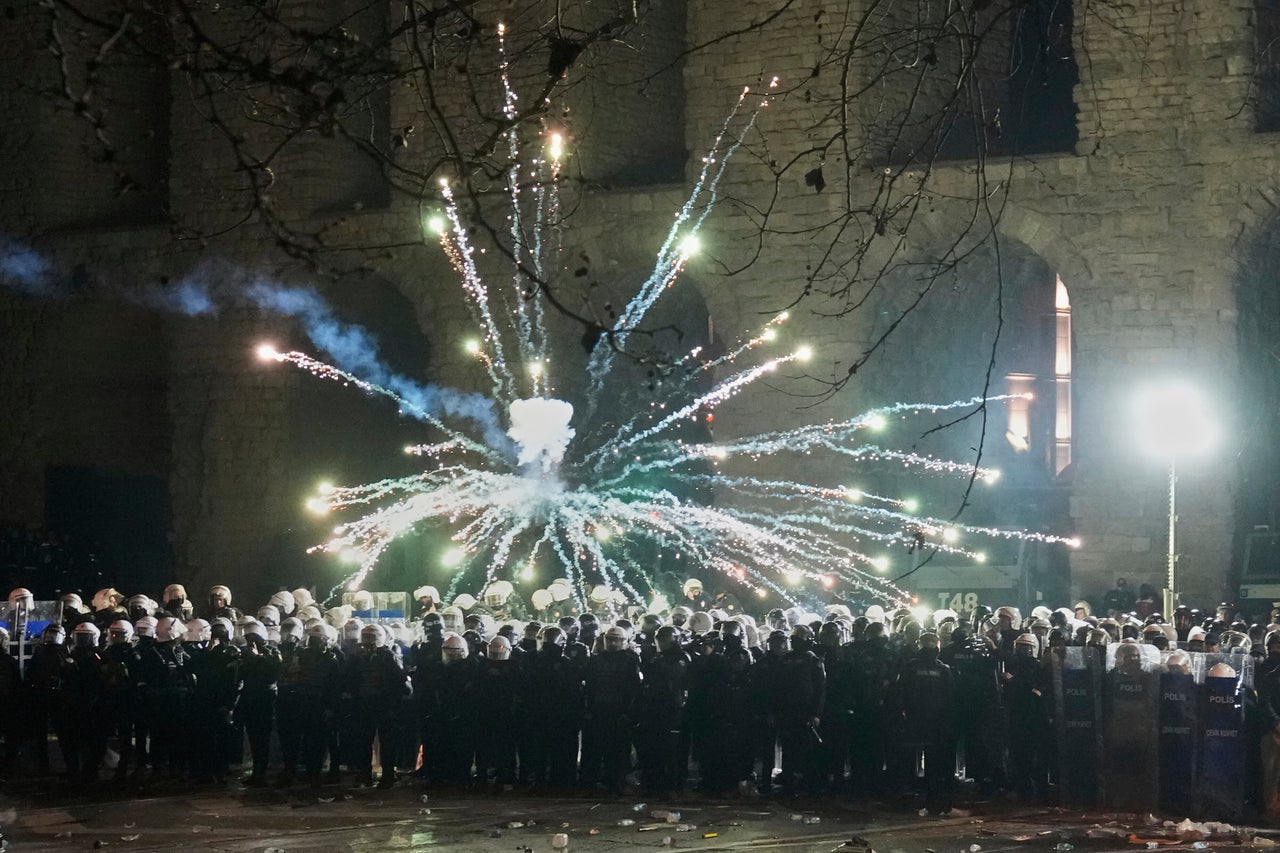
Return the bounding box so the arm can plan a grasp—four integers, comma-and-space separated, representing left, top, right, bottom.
678, 234, 701, 256
1133, 382, 1220, 458
441, 547, 465, 568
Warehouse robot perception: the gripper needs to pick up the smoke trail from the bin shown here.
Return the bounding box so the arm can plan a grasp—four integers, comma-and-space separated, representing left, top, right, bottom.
0, 240, 59, 296
239, 280, 511, 453
0, 241, 510, 452
138, 276, 218, 316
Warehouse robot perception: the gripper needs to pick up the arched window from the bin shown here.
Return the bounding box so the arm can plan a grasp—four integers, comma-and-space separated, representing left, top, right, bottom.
1003, 273, 1071, 476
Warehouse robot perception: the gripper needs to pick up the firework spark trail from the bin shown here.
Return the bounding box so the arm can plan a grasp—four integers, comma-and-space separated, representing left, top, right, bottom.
269, 69, 1079, 606
497, 23, 539, 371
258, 347, 508, 463
694, 312, 791, 373
584, 81, 777, 403
590, 351, 803, 466
439, 181, 515, 400
530, 149, 559, 360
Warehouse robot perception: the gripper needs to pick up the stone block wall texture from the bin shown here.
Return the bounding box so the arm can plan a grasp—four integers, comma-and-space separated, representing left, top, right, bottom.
0, 0, 1275, 606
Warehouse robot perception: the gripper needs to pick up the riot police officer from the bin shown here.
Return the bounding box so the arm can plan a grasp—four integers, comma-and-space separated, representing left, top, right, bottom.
275, 622, 342, 788
637, 625, 689, 794
519, 626, 582, 789
238, 620, 280, 786
25, 624, 70, 775
190, 617, 241, 782
894, 631, 954, 811
580, 625, 641, 792
347, 623, 411, 788
474, 635, 519, 786
776, 625, 825, 794
1005, 633, 1049, 800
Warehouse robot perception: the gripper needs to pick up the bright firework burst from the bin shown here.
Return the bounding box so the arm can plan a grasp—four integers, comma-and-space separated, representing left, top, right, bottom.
258, 65, 1078, 610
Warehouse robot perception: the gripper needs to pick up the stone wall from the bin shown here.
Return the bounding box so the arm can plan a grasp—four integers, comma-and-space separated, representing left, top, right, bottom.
2, 0, 1278, 608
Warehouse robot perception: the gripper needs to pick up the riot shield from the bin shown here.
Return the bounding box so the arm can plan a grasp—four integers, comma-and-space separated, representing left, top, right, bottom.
1158, 650, 1197, 813
0, 600, 62, 676
1053, 646, 1104, 806
1197, 652, 1248, 819
341, 591, 408, 622
1102, 642, 1160, 811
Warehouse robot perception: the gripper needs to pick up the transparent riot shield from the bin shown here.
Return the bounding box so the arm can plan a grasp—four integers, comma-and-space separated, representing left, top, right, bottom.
1102, 642, 1161, 811
1197, 651, 1249, 819
1159, 649, 1198, 813
341, 591, 408, 622
1053, 645, 1104, 806
0, 600, 63, 676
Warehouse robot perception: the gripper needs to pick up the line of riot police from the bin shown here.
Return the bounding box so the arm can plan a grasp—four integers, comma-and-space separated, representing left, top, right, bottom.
1, 582, 1278, 820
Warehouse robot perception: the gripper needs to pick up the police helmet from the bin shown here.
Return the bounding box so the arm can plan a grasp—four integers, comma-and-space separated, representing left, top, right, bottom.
73, 621, 101, 647
487, 635, 512, 661
108, 620, 135, 645
156, 616, 184, 642
268, 590, 295, 613
184, 618, 211, 643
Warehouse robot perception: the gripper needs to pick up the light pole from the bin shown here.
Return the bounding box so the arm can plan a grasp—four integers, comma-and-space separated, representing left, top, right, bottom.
1133, 382, 1220, 617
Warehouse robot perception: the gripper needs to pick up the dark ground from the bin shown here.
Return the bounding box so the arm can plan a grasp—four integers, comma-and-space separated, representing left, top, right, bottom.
3, 779, 1277, 853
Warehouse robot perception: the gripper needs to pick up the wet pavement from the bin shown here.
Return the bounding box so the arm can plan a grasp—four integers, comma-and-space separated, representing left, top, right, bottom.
4, 780, 1279, 853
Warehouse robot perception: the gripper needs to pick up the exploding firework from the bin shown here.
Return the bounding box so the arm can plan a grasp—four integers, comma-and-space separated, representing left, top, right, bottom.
260, 67, 1078, 610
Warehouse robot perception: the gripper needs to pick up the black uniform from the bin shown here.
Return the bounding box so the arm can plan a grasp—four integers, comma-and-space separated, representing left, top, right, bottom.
425, 653, 477, 785
581, 647, 641, 792
776, 645, 826, 793
346, 644, 411, 785
940, 635, 1001, 787
0, 649, 21, 775
519, 645, 582, 788
474, 655, 519, 785
23, 642, 68, 774
190, 641, 241, 781
135, 639, 195, 778
895, 649, 955, 810
637, 645, 689, 794
276, 642, 343, 785
691, 640, 754, 793
847, 637, 895, 793
238, 641, 281, 784
1004, 649, 1050, 798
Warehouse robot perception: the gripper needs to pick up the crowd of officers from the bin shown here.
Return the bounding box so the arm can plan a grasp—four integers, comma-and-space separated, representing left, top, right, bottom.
3, 582, 1280, 815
